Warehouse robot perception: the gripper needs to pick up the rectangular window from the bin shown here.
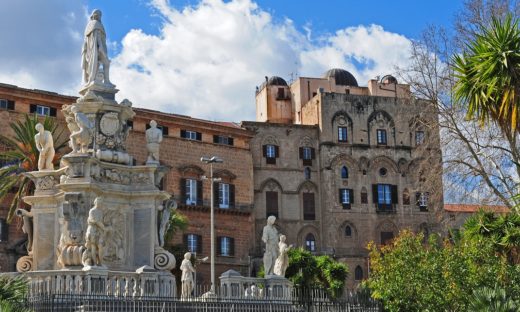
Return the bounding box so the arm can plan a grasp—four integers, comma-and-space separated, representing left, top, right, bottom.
299, 147, 314, 166
181, 130, 202, 141
361, 191, 368, 204
185, 179, 198, 205
186, 234, 199, 253
375, 184, 397, 212
277, 88, 285, 99
37, 105, 50, 116
377, 184, 392, 204
266, 191, 278, 218
303, 193, 315, 220
263, 144, 279, 164
213, 135, 234, 146
415, 131, 425, 145
338, 127, 348, 142
303, 147, 312, 160
219, 183, 230, 209
218, 236, 234, 256
0, 99, 14, 110
416, 192, 429, 211
380, 232, 394, 245
377, 129, 387, 145
339, 188, 353, 209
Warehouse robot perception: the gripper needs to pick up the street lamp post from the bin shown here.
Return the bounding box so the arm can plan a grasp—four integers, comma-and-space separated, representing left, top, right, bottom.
201, 156, 223, 294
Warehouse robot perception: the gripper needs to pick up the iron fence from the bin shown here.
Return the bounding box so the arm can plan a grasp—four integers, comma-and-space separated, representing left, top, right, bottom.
21, 291, 381, 312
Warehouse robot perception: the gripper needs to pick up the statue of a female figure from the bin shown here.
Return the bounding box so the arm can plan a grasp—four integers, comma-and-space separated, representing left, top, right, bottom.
273, 235, 291, 277
180, 252, 195, 299
34, 123, 55, 171
82, 9, 112, 86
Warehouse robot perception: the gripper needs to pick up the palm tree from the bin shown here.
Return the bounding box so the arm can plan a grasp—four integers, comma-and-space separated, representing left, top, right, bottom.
0, 276, 29, 311
469, 285, 520, 312
0, 114, 66, 222
453, 14, 520, 135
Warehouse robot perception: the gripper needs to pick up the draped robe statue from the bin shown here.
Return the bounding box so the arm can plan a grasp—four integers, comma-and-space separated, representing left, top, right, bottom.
82, 9, 112, 86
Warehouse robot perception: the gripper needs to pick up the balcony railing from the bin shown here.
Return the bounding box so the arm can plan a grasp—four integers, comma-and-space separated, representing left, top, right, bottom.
375, 203, 396, 213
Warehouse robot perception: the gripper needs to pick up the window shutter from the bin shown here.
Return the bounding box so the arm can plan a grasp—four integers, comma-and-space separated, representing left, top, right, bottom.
183, 234, 188, 249
213, 182, 219, 207
7, 100, 14, 110
338, 189, 343, 204
30, 104, 36, 113
181, 130, 187, 138
50, 107, 57, 117
229, 184, 235, 208
217, 236, 222, 256
349, 189, 354, 204
228, 138, 234, 146
180, 178, 186, 204
230, 237, 235, 256
213, 135, 219, 143
416, 192, 421, 207
262, 145, 267, 157
197, 234, 203, 253
311, 148, 316, 159
196, 132, 202, 141
146, 123, 151, 130
391, 185, 398, 204
372, 184, 378, 203
274, 145, 279, 158
299, 147, 303, 159
162, 126, 169, 136
196, 180, 203, 205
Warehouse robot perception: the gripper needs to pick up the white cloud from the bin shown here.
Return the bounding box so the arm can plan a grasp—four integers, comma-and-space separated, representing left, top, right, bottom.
0, 0, 85, 94
1, 0, 413, 121
112, 0, 413, 121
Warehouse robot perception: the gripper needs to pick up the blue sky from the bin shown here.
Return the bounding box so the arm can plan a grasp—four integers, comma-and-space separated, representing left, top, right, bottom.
0, 0, 465, 121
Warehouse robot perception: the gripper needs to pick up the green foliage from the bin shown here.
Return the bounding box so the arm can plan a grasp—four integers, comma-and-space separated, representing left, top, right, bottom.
0, 276, 29, 312
469, 285, 520, 312
453, 14, 520, 134
285, 248, 348, 299
0, 114, 67, 222
164, 209, 188, 243
367, 211, 520, 312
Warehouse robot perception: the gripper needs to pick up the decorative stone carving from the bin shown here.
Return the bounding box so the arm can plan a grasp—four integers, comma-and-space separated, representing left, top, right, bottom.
102, 204, 125, 263
34, 123, 55, 171
180, 252, 195, 299
15, 209, 33, 254
69, 106, 93, 154
58, 193, 87, 267
158, 198, 177, 247
262, 216, 279, 276
82, 9, 112, 87
154, 246, 176, 271
273, 235, 291, 277
83, 197, 106, 268
146, 120, 163, 165
16, 255, 33, 273
34, 175, 57, 190
92, 168, 151, 185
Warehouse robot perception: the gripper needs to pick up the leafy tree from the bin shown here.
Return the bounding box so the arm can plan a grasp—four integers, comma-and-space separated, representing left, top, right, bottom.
285, 248, 348, 299
453, 14, 520, 135
0, 114, 66, 222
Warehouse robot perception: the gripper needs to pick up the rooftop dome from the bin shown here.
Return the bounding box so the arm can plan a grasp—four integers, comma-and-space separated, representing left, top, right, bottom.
323, 68, 358, 87
266, 76, 288, 86
381, 74, 398, 84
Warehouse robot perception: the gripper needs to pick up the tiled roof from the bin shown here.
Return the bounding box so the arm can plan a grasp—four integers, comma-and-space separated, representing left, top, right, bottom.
444, 203, 509, 213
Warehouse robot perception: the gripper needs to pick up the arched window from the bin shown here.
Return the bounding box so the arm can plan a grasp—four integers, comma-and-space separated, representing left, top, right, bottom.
341, 166, 348, 179
345, 226, 352, 237
360, 187, 368, 204
305, 233, 316, 252
355, 266, 363, 281
304, 167, 311, 180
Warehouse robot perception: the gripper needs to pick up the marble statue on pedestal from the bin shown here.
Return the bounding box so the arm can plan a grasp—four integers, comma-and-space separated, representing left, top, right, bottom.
146, 120, 163, 164
82, 9, 112, 86
273, 235, 291, 277
83, 197, 106, 268
180, 252, 195, 299
34, 123, 55, 171
262, 216, 279, 276
69, 106, 93, 154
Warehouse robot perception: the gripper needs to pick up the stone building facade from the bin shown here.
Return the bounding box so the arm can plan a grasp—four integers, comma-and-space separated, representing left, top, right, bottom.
0, 83, 254, 285
247, 69, 443, 288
